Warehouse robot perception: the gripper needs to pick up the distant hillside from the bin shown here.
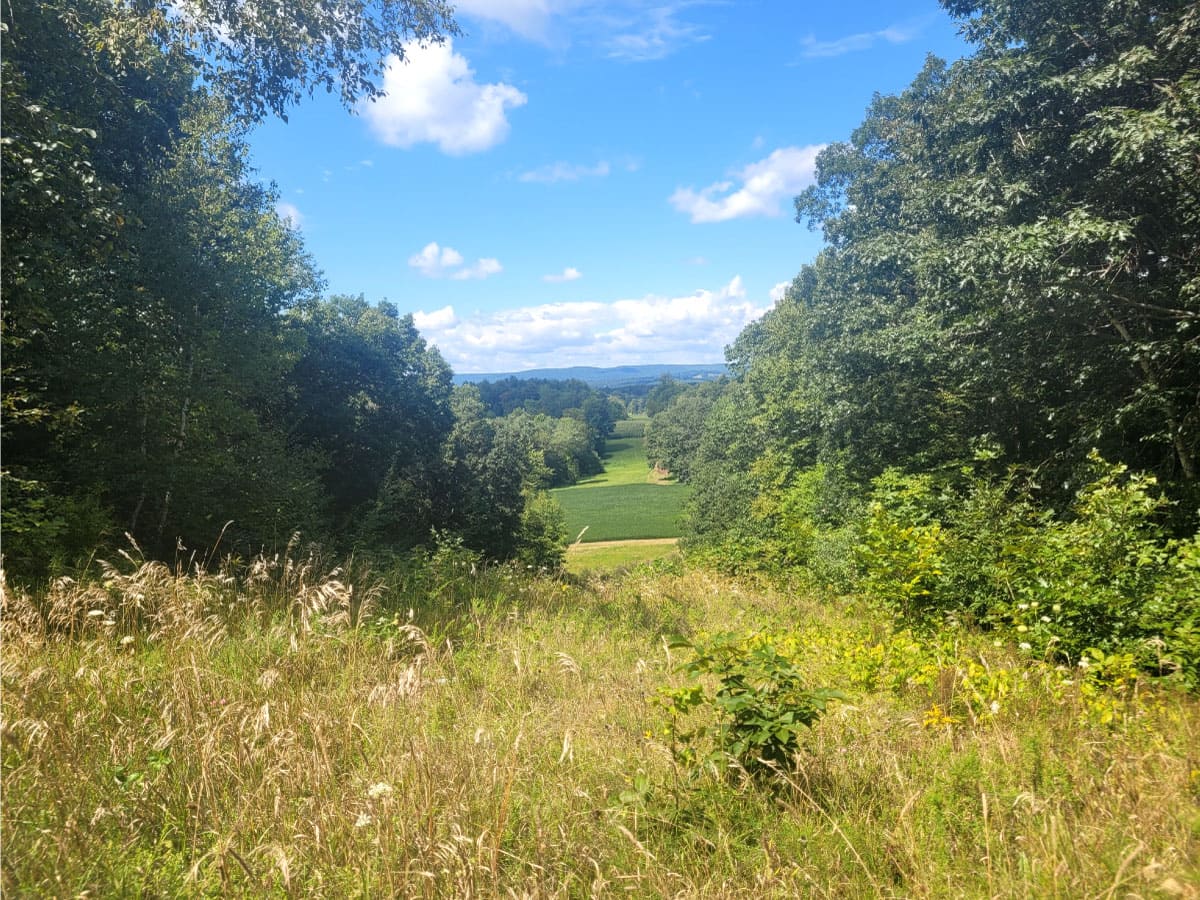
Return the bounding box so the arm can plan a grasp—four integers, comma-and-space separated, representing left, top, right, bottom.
453, 364, 727, 389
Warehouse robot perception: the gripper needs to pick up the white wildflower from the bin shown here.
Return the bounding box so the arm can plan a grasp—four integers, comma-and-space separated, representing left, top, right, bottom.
354, 812, 372, 828
367, 782, 392, 800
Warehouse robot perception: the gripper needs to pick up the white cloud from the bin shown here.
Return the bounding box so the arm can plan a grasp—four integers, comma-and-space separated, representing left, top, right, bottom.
799, 22, 922, 58
452, 0, 582, 41
519, 160, 611, 184
452, 1, 707, 61
274, 200, 304, 230
770, 280, 791, 303
413, 305, 459, 330
409, 242, 502, 280
605, 5, 710, 61
413, 276, 771, 372
669, 145, 826, 223
363, 40, 527, 155
543, 267, 583, 283
450, 258, 504, 281
409, 242, 464, 276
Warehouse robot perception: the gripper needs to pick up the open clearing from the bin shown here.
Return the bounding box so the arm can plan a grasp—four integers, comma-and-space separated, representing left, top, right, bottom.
6, 563, 1197, 896
553, 419, 690, 543
564, 538, 680, 573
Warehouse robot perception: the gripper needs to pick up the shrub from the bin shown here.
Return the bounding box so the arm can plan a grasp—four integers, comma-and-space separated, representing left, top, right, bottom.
849, 455, 1198, 682
659, 631, 845, 778
516, 490, 567, 571
856, 470, 950, 621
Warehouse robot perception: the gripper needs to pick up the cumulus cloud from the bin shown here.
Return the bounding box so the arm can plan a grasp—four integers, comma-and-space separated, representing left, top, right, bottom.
274, 200, 304, 230
799, 22, 922, 58
770, 280, 791, 303
543, 267, 583, 283
412, 276, 772, 372
409, 242, 502, 280
412, 305, 459, 330
450, 258, 504, 281
519, 160, 611, 184
362, 40, 527, 154
669, 145, 826, 223
409, 242, 464, 276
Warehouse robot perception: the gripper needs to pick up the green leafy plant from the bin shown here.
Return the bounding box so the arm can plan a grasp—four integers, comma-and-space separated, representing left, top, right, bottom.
659, 631, 846, 778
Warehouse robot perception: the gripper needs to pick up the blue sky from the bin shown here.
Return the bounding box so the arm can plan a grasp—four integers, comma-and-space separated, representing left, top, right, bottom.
249, 0, 970, 373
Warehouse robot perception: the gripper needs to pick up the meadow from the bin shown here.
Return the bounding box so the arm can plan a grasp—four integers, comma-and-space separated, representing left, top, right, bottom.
3, 549, 1198, 897
554, 419, 691, 544
562, 539, 681, 575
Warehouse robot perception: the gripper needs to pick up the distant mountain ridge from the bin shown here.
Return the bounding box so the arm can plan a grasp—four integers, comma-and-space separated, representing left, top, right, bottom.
453, 363, 727, 388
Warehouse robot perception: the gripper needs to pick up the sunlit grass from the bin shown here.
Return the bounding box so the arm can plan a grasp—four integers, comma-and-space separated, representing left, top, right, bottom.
553, 483, 690, 541
572, 420, 660, 487
3, 556, 1198, 897
564, 539, 680, 574
553, 419, 688, 542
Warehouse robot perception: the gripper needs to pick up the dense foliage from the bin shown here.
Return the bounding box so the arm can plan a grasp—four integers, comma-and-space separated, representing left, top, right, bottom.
1, 1, 568, 577
474, 377, 624, 457
656, 0, 1199, 679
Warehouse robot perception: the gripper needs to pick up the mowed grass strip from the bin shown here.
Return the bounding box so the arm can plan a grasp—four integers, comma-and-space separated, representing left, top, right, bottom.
554, 419, 688, 541
573, 420, 661, 488
554, 483, 689, 541
564, 539, 680, 574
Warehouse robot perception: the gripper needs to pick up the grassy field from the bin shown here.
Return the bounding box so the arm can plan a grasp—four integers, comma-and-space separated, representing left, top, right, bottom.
553, 418, 690, 543
4, 555, 1198, 897
564, 539, 681, 574
555, 484, 690, 542
572, 419, 660, 487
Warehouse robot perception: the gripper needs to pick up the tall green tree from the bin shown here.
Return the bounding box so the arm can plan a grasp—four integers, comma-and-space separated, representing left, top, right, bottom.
689, 0, 1199, 559
645, 381, 725, 483
287, 296, 454, 540
437, 386, 534, 559
1, 0, 461, 573
792, 0, 1199, 487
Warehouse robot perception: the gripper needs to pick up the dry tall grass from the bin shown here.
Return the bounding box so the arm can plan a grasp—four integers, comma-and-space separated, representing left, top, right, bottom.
2, 551, 1198, 897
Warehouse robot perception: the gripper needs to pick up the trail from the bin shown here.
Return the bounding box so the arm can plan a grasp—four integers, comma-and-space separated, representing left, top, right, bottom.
569, 538, 678, 549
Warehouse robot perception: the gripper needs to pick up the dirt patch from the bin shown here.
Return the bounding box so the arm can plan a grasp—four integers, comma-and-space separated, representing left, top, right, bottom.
569, 538, 679, 549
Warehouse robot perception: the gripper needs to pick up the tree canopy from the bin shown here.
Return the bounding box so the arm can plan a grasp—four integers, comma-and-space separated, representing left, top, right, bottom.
672, 0, 1198, 557
2, 0, 571, 577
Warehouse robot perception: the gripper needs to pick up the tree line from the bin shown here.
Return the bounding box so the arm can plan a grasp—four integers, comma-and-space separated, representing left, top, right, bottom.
646, 0, 1199, 680
1, 1, 580, 577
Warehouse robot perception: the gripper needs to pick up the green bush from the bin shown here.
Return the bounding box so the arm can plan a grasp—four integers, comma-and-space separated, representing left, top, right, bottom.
516, 490, 567, 571
856, 470, 949, 621
855, 455, 1199, 682
1, 472, 115, 581
659, 631, 845, 778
